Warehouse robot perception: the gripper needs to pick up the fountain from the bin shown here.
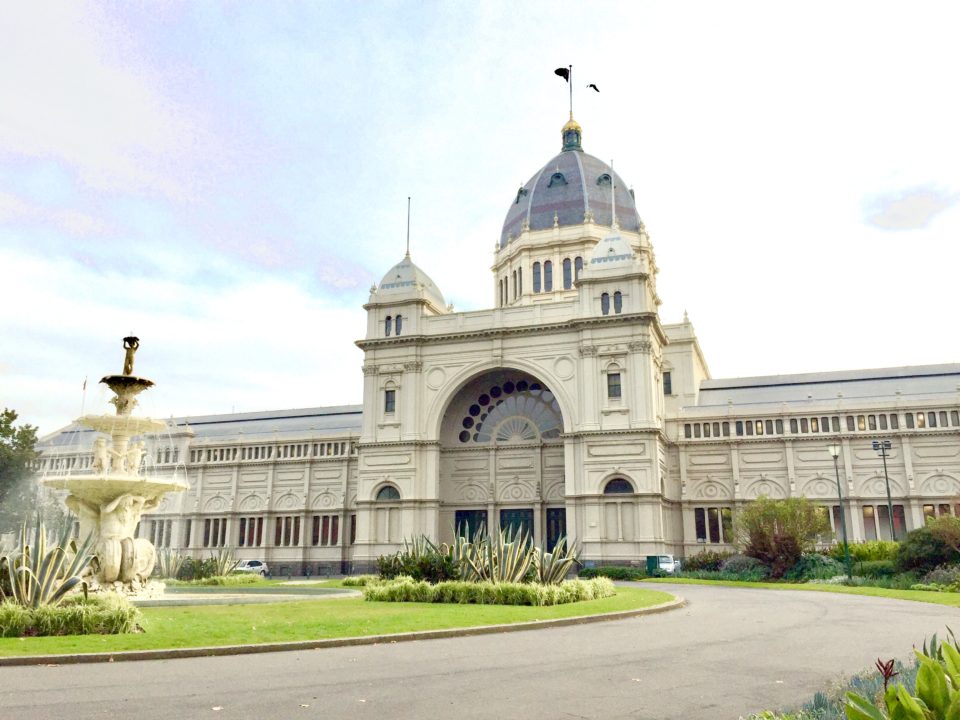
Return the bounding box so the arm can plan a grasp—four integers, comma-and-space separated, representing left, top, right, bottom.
42, 337, 188, 593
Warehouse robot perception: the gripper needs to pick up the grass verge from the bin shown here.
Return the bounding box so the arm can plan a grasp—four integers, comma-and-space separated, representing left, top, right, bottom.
0, 587, 672, 658
642, 577, 960, 607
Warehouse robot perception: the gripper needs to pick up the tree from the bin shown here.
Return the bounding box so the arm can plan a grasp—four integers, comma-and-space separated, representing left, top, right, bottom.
0, 408, 40, 534
734, 496, 831, 578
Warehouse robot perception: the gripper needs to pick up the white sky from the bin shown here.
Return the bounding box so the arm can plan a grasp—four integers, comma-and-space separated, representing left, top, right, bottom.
1, 2, 958, 435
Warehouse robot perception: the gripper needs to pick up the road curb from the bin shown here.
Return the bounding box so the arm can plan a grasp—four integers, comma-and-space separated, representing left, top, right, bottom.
0, 596, 685, 667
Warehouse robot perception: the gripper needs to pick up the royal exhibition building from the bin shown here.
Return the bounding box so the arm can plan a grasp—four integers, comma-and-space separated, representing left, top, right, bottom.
36, 117, 960, 575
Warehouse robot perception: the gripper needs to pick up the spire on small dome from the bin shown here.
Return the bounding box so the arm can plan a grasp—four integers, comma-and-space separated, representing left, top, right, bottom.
561, 113, 582, 152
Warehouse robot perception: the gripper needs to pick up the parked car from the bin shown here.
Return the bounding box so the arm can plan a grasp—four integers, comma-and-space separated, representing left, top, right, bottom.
658, 555, 682, 574
235, 559, 269, 576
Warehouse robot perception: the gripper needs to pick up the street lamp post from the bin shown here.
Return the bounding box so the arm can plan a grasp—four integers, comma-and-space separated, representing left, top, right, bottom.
827, 441, 852, 579
872, 439, 897, 541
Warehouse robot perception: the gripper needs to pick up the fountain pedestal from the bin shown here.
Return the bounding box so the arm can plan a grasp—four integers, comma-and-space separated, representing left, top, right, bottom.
42, 337, 187, 591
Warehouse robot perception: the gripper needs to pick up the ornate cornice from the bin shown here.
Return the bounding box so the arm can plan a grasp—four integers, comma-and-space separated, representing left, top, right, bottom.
355, 312, 660, 350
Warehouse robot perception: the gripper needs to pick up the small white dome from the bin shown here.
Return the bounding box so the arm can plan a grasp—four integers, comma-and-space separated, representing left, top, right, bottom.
586, 231, 637, 272
376, 253, 446, 309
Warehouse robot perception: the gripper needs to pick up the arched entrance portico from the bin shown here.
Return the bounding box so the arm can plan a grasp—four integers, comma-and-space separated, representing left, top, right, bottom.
437, 369, 567, 549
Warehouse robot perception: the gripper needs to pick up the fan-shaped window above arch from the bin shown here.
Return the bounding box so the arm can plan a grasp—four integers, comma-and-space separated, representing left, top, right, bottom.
548, 172, 567, 187
455, 379, 562, 445
376, 485, 401, 502
604, 478, 634, 494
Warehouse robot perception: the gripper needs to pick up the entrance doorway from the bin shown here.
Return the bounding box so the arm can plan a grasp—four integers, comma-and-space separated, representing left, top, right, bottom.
499, 508, 533, 541
545, 507, 566, 551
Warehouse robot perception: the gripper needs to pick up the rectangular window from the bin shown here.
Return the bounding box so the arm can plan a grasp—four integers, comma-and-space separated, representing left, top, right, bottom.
703, 423, 711, 438
790, 418, 798, 433
695, 508, 707, 542
879, 414, 888, 430
720, 508, 732, 543
722, 422, 730, 437
713, 422, 721, 437
929, 412, 938, 428
917, 412, 926, 428
331, 516, 339, 546
952, 411, 960, 426
562, 258, 572, 289
906, 413, 915, 429
846, 415, 855, 431
684, 424, 691, 439
607, 373, 621, 399
183, 519, 192, 547
775, 419, 784, 434
321, 515, 331, 546
745, 421, 754, 436
810, 417, 819, 432
203, 519, 211, 548
863, 506, 877, 541
939, 503, 951, 518
890, 414, 899, 429
238, 518, 247, 547
707, 508, 721, 543
877, 505, 893, 541
693, 424, 701, 439
868, 415, 877, 431
736, 421, 743, 436
350, 514, 357, 544
312, 515, 321, 546
384, 389, 396, 413
765, 420, 774, 435
923, 504, 936, 523
663, 371, 672, 395
857, 415, 866, 431
831, 417, 840, 432
831, 505, 842, 535
821, 417, 830, 433
800, 418, 809, 433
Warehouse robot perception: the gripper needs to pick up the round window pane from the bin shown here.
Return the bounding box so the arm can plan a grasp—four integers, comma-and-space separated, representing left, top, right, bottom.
458, 431, 470, 443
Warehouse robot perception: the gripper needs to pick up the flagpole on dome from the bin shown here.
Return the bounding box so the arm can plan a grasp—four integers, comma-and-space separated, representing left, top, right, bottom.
405, 196, 411, 258
610, 160, 618, 230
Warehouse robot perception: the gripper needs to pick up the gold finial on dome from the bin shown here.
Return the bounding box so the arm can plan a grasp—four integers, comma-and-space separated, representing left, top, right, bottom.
561, 112, 582, 152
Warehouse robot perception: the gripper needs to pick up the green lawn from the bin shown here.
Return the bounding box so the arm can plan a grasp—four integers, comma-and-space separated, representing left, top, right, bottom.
643, 577, 960, 607
0, 587, 673, 658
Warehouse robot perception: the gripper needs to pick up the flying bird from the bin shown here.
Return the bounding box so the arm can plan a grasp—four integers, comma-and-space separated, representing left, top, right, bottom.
587, 83, 599, 92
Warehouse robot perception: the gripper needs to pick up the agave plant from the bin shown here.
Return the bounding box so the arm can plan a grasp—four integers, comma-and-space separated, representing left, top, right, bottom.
533, 537, 580, 585
1, 520, 93, 608
210, 548, 240, 576
461, 527, 535, 584
154, 549, 187, 579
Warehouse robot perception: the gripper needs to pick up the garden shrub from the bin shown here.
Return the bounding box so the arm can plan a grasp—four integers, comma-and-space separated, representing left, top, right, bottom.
363, 576, 616, 606
895, 525, 960, 574
377, 550, 459, 584
682, 550, 733, 572
720, 554, 772, 579
0, 594, 141, 637
735, 497, 830, 578
577, 566, 646, 581
167, 573, 264, 587
342, 575, 378, 587
826, 540, 899, 563
854, 560, 896, 578
921, 564, 960, 587
783, 553, 844, 582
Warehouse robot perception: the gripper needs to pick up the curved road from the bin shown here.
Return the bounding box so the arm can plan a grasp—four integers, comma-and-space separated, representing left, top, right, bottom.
2, 584, 956, 719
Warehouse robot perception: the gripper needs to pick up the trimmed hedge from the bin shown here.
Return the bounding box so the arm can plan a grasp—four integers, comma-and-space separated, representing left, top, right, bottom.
362, 576, 616, 605
342, 575, 378, 587
0, 594, 142, 638
578, 566, 647, 581
166, 573, 265, 587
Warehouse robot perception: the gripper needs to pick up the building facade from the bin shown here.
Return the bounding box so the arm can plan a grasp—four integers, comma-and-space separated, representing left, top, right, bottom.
37, 119, 960, 573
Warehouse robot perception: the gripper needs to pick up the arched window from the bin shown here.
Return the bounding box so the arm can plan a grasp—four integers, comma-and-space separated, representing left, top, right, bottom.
376, 485, 401, 502
604, 478, 633, 494
601, 293, 610, 315
512, 270, 517, 299
385, 316, 392, 336
164, 448, 171, 464
574, 256, 583, 281
544, 261, 553, 291
395, 314, 403, 335
562, 258, 572, 289
533, 262, 541, 293
613, 291, 622, 314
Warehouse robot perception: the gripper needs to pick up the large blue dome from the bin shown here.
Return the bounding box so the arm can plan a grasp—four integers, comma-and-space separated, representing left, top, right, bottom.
500, 125, 642, 248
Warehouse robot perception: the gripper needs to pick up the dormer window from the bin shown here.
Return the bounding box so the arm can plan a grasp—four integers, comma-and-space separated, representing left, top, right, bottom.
548, 172, 567, 187
597, 173, 612, 186
514, 187, 528, 204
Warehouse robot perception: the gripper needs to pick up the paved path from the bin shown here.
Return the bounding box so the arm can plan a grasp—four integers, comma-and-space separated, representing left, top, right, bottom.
2, 583, 955, 719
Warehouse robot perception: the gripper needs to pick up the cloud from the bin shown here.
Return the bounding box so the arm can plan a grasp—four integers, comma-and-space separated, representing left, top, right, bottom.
863, 185, 960, 230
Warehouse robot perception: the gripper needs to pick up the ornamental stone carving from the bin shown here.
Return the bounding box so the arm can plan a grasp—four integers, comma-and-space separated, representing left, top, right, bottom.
579, 345, 598, 357
404, 361, 423, 372
362, 364, 379, 376
628, 340, 653, 353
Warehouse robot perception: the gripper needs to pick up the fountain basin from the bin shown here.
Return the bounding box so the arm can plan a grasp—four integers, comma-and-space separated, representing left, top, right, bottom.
42, 475, 189, 506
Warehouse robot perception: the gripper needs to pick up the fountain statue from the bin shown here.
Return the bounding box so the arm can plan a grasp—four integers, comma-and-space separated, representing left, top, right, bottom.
42, 337, 188, 593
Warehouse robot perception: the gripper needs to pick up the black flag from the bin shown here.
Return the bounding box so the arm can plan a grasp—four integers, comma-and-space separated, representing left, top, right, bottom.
587, 83, 599, 92
554, 67, 569, 82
